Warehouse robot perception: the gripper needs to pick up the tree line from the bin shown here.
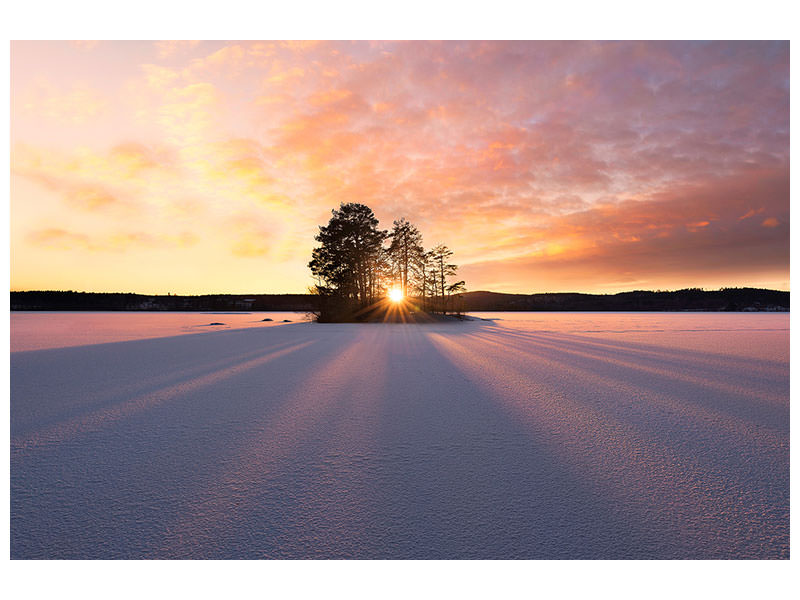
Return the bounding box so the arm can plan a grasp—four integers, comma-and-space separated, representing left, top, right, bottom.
10, 288, 789, 313
309, 203, 465, 321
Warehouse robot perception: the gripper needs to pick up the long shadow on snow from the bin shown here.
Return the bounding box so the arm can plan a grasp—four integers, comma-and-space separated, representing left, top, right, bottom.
487, 326, 787, 392
11, 324, 315, 439
430, 327, 789, 558
477, 327, 789, 432
149, 322, 680, 559
129, 321, 665, 559
11, 324, 333, 558
142, 322, 502, 558
15, 319, 786, 559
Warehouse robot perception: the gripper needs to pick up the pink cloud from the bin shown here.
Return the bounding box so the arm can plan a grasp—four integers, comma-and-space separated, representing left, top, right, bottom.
10, 41, 789, 293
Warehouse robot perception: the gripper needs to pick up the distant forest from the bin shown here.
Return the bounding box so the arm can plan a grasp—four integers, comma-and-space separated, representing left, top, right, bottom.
10, 288, 789, 312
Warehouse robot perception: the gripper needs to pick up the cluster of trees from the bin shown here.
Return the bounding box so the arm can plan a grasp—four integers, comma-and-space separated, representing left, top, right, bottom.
309, 203, 465, 321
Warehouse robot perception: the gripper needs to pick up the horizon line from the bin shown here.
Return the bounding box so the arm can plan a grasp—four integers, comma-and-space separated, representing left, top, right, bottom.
10, 286, 791, 297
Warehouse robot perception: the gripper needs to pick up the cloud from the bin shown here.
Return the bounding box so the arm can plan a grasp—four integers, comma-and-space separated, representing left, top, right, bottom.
738, 208, 765, 220
154, 40, 200, 59
11, 142, 170, 213
27, 227, 198, 252
227, 214, 280, 257
69, 40, 100, 51
108, 231, 197, 250
266, 66, 305, 85
108, 142, 165, 176
10, 41, 789, 293
156, 82, 222, 146
141, 64, 181, 89
27, 228, 91, 250
20, 81, 107, 123
308, 89, 353, 106
232, 236, 270, 257
67, 186, 118, 210
460, 166, 789, 291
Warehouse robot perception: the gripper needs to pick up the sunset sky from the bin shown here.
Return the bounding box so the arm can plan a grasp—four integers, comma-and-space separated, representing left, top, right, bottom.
10, 40, 789, 294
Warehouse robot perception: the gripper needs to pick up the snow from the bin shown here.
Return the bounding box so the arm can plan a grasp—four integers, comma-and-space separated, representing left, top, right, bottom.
10, 311, 310, 352
10, 312, 789, 558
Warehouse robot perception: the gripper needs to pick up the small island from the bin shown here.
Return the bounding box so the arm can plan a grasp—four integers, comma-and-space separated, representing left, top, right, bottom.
309, 202, 466, 322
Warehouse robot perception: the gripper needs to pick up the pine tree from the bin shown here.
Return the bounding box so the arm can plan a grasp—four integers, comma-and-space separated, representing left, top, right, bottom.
309, 205, 465, 321
387, 218, 425, 297
427, 244, 459, 313
309, 203, 387, 311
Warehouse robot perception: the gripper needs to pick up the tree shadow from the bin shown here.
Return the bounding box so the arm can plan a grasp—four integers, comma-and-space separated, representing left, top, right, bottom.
11, 327, 316, 441
11, 321, 789, 559
467, 326, 789, 433
150, 325, 685, 558
12, 325, 328, 558
426, 327, 789, 559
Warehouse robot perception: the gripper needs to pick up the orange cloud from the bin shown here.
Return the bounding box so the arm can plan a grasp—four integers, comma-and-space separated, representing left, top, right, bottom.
309, 89, 353, 106
155, 40, 201, 58
27, 228, 198, 252
232, 237, 270, 257
686, 221, 711, 231
11, 142, 170, 214
738, 207, 765, 220
27, 228, 91, 250
267, 67, 305, 84
141, 64, 181, 89
10, 41, 789, 294
67, 186, 118, 210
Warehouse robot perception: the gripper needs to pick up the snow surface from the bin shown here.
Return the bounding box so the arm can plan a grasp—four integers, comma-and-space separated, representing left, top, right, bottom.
10, 313, 789, 559
10, 311, 311, 352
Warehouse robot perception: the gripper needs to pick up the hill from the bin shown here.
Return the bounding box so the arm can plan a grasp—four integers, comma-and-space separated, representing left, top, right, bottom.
460, 288, 789, 312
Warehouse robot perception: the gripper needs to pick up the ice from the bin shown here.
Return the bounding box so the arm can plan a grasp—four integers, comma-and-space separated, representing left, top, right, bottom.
10, 313, 789, 559
10, 311, 311, 352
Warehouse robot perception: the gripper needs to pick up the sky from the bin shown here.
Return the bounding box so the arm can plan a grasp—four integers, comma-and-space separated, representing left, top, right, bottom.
10, 40, 789, 294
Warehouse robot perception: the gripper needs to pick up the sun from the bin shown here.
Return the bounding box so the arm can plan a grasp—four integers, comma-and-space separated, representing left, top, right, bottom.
388, 287, 404, 303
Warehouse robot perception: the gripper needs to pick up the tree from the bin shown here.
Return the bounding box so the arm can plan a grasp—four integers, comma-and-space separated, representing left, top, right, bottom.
308, 204, 465, 321
427, 244, 460, 313
387, 218, 425, 297
446, 280, 466, 315
309, 203, 387, 312
416, 250, 435, 312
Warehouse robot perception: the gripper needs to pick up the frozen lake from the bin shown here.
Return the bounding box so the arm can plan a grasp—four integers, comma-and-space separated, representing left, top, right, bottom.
10, 312, 789, 558
10, 311, 312, 352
